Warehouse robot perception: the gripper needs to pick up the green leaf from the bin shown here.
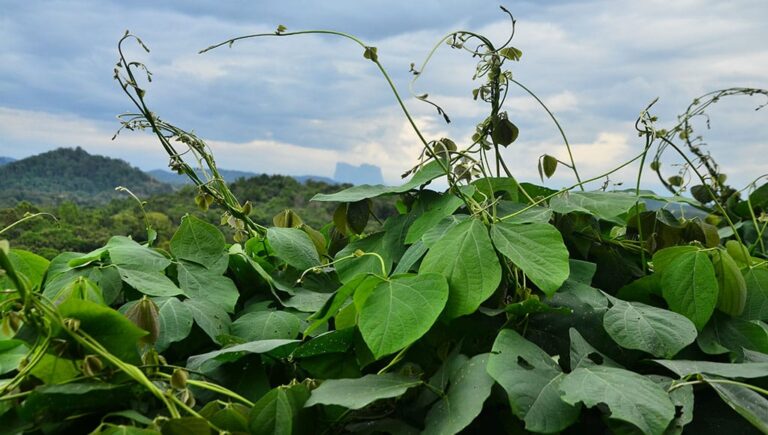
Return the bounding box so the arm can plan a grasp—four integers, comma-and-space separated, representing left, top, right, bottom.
170, 215, 226, 268
19, 383, 132, 423
661, 250, 718, 330
177, 261, 238, 313
394, 241, 427, 274
420, 218, 501, 319
698, 313, 768, 355
232, 311, 301, 341
491, 222, 570, 296
560, 366, 675, 435
359, 273, 448, 358
187, 339, 299, 372
652, 246, 700, 273
107, 236, 170, 271
334, 233, 391, 283
0, 339, 27, 375
0, 249, 48, 291
649, 375, 694, 435
154, 297, 193, 352
705, 376, 768, 432
713, 250, 747, 316
183, 298, 231, 344
487, 329, 579, 433
653, 360, 768, 379
742, 268, 768, 320
29, 354, 79, 384
422, 354, 495, 435
405, 194, 465, 244
161, 417, 211, 435
58, 299, 147, 363
549, 191, 640, 224
117, 267, 184, 297
569, 328, 621, 370
311, 160, 445, 202
304, 373, 422, 410
603, 297, 697, 358
249, 383, 310, 435
267, 227, 321, 271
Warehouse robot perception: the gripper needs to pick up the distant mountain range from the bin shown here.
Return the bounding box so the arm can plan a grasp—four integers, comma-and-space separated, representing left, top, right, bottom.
0, 148, 396, 208
147, 169, 336, 186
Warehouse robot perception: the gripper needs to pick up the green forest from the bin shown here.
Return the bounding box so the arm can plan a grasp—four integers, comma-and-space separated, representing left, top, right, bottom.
2, 9, 768, 435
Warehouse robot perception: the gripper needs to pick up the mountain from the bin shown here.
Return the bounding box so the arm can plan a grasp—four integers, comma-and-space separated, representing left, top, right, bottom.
0, 157, 15, 165
0, 147, 173, 206
148, 169, 337, 186
334, 162, 384, 185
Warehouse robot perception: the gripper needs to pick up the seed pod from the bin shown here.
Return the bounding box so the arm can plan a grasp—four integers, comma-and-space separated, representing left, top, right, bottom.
171, 368, 189, 390
82, 355, 104, 377
179, 388, 196, 407
491, 118, 519, 146
273, 209, 303, 228
124, 296, 160, 345
63, 318, 81, 332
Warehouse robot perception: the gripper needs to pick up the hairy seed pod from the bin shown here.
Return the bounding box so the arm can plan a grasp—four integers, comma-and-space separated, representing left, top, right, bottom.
82, 355, 104, 377
124, 296, 160, 345
170, 368, 188, 390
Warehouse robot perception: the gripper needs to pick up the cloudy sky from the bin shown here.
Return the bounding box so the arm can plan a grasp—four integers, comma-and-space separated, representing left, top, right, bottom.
1, 0, 766, 191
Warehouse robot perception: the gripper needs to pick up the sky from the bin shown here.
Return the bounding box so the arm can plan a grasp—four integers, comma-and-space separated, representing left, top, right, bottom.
1, 0, 767, 192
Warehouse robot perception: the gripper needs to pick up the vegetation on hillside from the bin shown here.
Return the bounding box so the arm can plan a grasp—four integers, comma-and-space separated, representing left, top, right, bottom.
2, 10, 768, 435
0, 173, 363, 259
0, 147, 171, 207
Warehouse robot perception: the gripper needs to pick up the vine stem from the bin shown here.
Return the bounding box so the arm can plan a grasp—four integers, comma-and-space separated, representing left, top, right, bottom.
510, 79, 583, 189
201, 29, 480, 213
0, 213, 57, 237
498, 149, 646, 222
669, 378, 768, 396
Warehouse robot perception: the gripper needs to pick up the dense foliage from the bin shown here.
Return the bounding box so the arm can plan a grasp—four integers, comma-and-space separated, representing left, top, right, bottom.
2, 11, 768, 435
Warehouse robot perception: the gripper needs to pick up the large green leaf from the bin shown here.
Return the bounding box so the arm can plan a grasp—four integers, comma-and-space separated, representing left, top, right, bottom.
183, 298, 231, 344
58, 299, 147, 363
422, 354, 495, 435
304, 373, 422, 410
660, 250, 718, 330
487, 329, 579, 433
154, 297, 193, 352
187, 339, 299, 372
705, 376, 768, 432
117, 267, 184, 297
549, 191, 639, 223
170, 215, 227, 268
490, 222, 570, 296
603, 297, 697, 358
177, 261, 239, 313
19, 383, 132, 423
420, 218, 501, 319
248, 383, 310, 435
311, 160, 444, 202
560, 366, 675, 435
232, 310, 301, 341
653, 360, 768, 379
107, 236, 170, 272
359, 273, 448, 358
742, 268, 768, 321
267, 227, 321, 272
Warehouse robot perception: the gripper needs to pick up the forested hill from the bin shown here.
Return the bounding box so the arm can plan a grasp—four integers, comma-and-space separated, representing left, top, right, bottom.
0, 147, 172, 206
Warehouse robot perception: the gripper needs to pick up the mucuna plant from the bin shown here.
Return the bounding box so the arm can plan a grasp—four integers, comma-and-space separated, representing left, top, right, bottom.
1, 7, 768, 434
